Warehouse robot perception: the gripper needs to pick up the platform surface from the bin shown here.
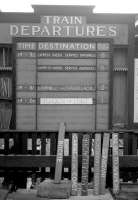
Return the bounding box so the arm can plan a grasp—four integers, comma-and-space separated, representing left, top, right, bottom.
7, 189, 114, 200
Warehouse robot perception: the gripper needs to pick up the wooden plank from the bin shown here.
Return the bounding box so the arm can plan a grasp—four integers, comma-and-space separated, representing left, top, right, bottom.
54, 122, 65, 183
0, 155, 138, 168
93, 133, 101, 195
112, 133, 120, 194
37, 71, 95, 86
37, 105, 95, 131
100, 133, 110, 194
71, 133, 78, 196
38, 58, 95, 66
81, 134, 90, 196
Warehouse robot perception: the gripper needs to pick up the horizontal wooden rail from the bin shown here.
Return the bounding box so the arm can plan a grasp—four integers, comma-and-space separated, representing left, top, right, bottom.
0, 155, 138, 168
0, 129, 138, 134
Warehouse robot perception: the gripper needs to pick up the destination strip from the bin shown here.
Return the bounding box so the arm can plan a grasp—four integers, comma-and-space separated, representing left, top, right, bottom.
16, 51, 97, 58
16, 84, 96, 91
16, 97, 93, 104
37, 85, 96, 91
37, 65, 96, 71
16, 51, 109, 59
16, 84, 108, 91
37, 52, 96, 58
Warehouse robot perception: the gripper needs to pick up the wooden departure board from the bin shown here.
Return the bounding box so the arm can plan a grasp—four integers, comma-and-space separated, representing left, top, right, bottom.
15, 40, 111, 131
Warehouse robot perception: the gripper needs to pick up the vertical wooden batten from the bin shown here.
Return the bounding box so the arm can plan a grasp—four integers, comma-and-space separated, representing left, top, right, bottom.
128, 16, 135, 128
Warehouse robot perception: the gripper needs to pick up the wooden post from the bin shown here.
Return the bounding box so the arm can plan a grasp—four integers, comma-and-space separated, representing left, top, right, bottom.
71, 133, 78, 196
54, 122, 65, 183
100, 133, 110, 194
93, 133, 101, 195
112, 132, 120, 194
81, 134, 90, 196
3, 48, 6, 67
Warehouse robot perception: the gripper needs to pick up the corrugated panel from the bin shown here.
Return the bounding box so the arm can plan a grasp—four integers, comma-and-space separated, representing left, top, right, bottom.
112, 72, 128, 125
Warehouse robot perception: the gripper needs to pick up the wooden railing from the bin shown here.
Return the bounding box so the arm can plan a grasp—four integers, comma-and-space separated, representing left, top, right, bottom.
0, 129, 138, 194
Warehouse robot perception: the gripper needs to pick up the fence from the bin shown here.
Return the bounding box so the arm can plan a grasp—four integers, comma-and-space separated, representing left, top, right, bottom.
0, 129, 138, 194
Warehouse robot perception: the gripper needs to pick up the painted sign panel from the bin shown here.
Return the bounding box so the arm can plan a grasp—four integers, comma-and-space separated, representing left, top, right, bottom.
134, 59, 138, 122
100, 133, 110, 194
93, 133, 101, 195
71, 133, 78, 195
112, 133, 120, 194
0, 14, 128, 44
40, 98, 93, 104
54, 122, 65, 183
81, 134, 90, 196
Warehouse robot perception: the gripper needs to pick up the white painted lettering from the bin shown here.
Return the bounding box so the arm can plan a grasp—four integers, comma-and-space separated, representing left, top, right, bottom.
97, 25, 106, 36
53, 25, 62, 36
40, 26, 50, 36
74, 16, 82, 24
10, 25, 18, 36
42, 16, 52, 24
86, 26, 95, 36
21, 25, 30, 36
32, 26, 41, 35
109, 26, 117, 36
76, 26, 84, 36
53, 16, 60, 24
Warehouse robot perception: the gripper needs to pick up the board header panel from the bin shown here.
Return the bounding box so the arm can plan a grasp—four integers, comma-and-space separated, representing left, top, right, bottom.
0, 15, 128, 44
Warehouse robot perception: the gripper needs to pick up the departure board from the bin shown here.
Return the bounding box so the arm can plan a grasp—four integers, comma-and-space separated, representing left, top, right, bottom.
15, 40, 111, 131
